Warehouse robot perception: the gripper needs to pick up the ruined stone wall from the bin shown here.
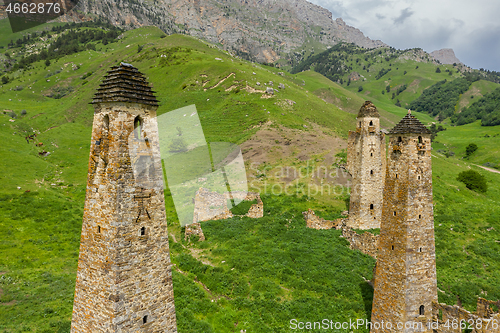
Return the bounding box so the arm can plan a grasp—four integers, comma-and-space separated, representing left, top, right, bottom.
432, 298, 500, 333
302, 209, 340, 229
347, 116, 386, 229
341, 226, 379, 258
71, 103, 177, 332
371, 132, 436, 333
185, 222, 206, 242
192, 189, 263, 223
193, 188, 233, 223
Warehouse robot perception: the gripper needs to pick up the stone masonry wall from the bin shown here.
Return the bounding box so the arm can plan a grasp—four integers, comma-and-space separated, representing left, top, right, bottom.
71, 102, 177, 332
184, 222, 206, 242
341, 225, 379, 258
193, 188, 263, 223
302, 208, 340, 229
432, 298, 500, 333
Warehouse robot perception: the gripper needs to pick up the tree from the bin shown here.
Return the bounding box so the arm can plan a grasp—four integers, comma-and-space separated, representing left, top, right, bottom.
137, 44, 143, 53
435, 67, 441, 73
1, 76, 8, 84
169, 137, 188, 153
358, 85, 363, 92
465, 143, 478, 158
45, 59, 50, 67
457, 170, 487, 193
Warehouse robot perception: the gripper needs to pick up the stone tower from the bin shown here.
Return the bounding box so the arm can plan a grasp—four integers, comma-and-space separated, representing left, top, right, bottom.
346, 101, 386, 229
71, 63, 177, 332
370, 111, 437, 333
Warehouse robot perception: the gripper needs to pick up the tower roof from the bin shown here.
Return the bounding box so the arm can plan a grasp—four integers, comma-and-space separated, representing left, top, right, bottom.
92, 62, 159, 106
389, 111, 432, 134
357, 101, 380, 118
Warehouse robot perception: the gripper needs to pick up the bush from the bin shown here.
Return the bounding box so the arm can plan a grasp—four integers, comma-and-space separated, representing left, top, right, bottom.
457, 170, 487, 193
20, 109, 27, 116
465, 143, 478, 157
358, 85, 363, 92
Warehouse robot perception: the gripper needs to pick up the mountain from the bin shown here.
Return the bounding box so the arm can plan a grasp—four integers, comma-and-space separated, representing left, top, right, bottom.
72, 0, 386, 63
430, 48, 463, 65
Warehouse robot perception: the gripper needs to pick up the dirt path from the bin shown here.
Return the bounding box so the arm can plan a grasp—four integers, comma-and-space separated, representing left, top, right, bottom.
174, 265, 229, 300
209, 72, 235, 90
170, 233, 177, 243
474, 164, 500, 174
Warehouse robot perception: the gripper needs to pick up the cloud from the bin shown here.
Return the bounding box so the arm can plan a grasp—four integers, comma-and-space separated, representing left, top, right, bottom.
376, 13, 386, 20
454, 25, 500, 71
393, 7, 414, 25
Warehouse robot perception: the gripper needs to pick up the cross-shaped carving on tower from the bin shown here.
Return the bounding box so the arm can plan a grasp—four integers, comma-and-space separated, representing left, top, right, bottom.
134, 187, 153, 222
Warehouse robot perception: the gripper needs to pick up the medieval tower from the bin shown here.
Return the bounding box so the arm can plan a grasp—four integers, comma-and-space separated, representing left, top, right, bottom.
71, 63, 177, 332
346, 101, 386, 229
370, 111, 437, 333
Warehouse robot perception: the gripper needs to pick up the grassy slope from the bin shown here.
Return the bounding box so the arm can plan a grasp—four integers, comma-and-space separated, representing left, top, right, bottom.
456, 79, 500, 113
433, 121, 500, 168
0, 22, 499, 332
292, 45, 500, 126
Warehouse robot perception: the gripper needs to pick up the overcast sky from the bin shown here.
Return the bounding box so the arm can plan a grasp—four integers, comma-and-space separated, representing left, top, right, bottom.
307, 0, 500, 72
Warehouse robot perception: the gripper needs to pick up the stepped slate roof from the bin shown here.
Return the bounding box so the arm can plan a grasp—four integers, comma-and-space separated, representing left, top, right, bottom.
389, 111, 432, 134
92, 62, 158, 106
357, 101, 380, 118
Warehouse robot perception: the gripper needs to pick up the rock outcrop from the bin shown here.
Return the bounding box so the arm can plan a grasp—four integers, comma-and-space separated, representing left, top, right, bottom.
430, 48, 463, 65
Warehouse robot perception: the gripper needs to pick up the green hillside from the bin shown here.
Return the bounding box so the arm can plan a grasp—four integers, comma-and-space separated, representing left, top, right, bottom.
0, 21, 499, 332
291, 42, 500, 125
456, 80, 499, 113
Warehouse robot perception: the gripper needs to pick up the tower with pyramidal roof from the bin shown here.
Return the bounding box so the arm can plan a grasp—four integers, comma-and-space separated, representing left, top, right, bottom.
71, 63, 177, 332
370, 110, 437, 333
346, 101, 386, 229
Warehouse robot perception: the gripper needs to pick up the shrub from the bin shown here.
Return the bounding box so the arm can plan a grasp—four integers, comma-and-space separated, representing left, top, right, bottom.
21, 109, 27, 116
465, 143, 478, 157
358, 85, 363, 92
457, 170, 487, 193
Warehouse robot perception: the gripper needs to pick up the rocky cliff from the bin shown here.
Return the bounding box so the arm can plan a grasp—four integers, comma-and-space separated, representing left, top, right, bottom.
71, 0, 386, 62
430, 48, 462, 65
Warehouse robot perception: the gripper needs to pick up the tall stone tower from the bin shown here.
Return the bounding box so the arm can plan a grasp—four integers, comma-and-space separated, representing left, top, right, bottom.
370, 111, 437, 333
71, 63, 177, 332
346, 101, 386, 229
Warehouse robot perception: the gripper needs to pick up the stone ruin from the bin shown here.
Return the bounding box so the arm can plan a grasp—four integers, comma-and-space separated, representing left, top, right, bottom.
340, 224, 379, 259
192, 188, 263, 223
432, 298, 500, 333
302, 209, 378, 259
183, 188, 264, 241
302, 208, 342, 230
184, 222, 206, 242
